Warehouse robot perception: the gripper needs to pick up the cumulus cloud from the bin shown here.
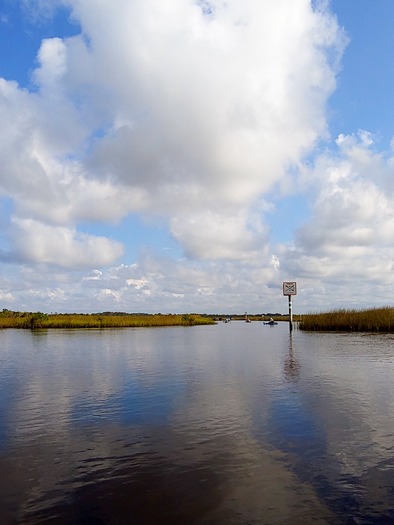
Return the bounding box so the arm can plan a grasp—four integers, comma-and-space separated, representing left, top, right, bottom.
170, 206, 270, 260
278, 131, 394, 304
80, 0, 343, 212
6, 0, 393, 312
0, 252, 280, 314
297, 131, 394, 251
10, 218, 124, 268
0, 0, 345, 273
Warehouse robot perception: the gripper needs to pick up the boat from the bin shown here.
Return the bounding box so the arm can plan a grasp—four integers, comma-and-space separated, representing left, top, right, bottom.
264, 319, 278, 325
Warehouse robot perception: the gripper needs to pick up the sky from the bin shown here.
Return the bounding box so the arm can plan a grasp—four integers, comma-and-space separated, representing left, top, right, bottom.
0, 0, 393, 314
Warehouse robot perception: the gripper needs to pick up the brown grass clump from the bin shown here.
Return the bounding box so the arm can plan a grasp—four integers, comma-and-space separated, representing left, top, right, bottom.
299, 307, 393, 333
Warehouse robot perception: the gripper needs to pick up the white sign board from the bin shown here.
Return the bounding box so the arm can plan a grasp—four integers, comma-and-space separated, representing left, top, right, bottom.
283, 281, 297, 296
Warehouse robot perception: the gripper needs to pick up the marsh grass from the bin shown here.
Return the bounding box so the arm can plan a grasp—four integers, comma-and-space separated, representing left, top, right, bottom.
299, 307, 393, 333
0, 311, 215, 329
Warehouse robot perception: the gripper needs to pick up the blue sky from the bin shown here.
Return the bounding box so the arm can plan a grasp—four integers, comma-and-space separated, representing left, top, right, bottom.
329, 0, 394, 144
0, 0, 393, 314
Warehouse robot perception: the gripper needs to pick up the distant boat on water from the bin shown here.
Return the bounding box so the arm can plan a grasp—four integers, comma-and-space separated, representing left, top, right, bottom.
264, 318, 278, 326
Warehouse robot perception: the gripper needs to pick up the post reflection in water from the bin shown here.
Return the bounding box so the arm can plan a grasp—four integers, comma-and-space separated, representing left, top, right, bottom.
276, 329, 394, 524
284, 333, 301, 383
0, 325, 394, 524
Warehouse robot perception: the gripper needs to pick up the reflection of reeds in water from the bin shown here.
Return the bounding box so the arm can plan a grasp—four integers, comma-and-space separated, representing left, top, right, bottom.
299, 307, 394, 333
0, 312, 215, 329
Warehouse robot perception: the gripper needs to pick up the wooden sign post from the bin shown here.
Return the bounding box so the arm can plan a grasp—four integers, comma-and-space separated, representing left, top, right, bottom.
283, 282, 297, 332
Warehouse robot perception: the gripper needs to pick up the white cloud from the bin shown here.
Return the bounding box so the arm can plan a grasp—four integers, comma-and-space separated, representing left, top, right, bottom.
78, 0, 344, 214
170, 207, 270, 260
296, 132, 394, 252
10, 218, 124, 268
6, 1, 394, 312
0, 2, 344, 264
34, 37, 68, 89
277, 132, 394, 304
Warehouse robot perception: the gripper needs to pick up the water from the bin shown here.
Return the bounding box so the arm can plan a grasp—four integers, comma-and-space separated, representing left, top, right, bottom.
0, 323, 394, 524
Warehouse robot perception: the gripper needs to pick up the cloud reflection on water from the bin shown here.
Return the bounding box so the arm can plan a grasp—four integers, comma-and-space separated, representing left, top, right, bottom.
0, 326, 394, 523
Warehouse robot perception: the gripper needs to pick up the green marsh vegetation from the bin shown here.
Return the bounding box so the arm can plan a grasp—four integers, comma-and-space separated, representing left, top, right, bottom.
0, 310, 215, 329
299, 307, 394, 333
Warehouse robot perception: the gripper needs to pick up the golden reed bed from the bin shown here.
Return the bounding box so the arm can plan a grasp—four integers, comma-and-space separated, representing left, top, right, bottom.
299, 307, 393, 333
0, 311, 215, 329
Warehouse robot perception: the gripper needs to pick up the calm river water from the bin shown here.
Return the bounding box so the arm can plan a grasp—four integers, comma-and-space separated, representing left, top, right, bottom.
1, 322, 394, 524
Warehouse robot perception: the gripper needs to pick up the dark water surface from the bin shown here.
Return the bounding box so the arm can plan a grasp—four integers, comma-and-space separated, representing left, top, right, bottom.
1, 323, 394, 524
